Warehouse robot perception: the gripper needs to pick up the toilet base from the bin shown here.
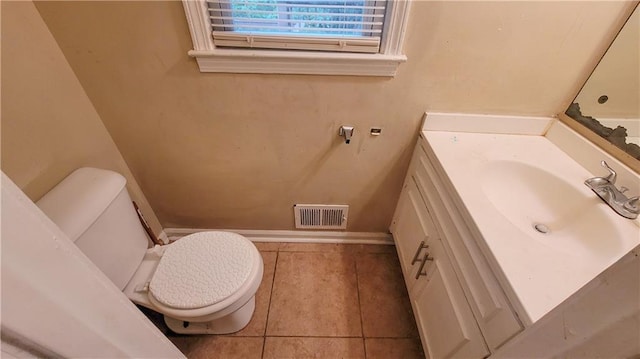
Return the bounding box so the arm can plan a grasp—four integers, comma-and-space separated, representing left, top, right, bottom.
164, 296, 256, 334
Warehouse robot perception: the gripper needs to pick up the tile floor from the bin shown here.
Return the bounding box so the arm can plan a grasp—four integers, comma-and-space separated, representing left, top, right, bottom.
148, 242, 424, 359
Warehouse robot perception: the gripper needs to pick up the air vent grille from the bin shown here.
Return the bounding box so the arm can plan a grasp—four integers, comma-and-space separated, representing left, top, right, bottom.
294, 204, 348, 230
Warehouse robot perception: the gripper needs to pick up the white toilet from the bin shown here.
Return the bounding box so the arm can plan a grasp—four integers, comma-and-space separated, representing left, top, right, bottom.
36, 167, 263, 335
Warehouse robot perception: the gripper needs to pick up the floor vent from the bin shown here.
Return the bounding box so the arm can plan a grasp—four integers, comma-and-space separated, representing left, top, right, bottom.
294, 204, 349, 230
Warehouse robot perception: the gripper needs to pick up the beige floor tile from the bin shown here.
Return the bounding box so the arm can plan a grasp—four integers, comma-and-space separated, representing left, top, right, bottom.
356, 253, 419, 338
166, 242, 417, 359
278, 243, 395, 254
277, 243, 350, 253
347, 244, 394, 254
364, 338, 425, 359
253, 242, 280, 252
229, 251, 277, 336
167, 334, 201, 355
186, 336, 264, 359
266, 252, 362, 337
263, 337, 365, 359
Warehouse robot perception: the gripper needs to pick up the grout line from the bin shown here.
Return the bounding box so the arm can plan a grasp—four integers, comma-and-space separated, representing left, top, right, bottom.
255, 335, 368, 339
362, 335, 420, 339
353, 256, 367, 359
261, 250, 280, 358
228, 334, 418, 339
362, 337, 367, 359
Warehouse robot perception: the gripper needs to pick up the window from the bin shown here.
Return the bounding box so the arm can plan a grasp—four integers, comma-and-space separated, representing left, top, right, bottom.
208, 0, 387, 53
182, 0, 411, 76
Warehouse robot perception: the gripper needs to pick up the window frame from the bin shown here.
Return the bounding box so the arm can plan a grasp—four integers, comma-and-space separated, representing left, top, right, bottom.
182, 0, 411, 76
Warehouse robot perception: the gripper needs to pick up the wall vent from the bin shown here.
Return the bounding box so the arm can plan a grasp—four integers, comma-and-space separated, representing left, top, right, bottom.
294, 204, 349, 230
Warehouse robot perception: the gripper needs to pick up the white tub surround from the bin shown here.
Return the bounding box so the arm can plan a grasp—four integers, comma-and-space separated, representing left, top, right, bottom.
391, 112, 640, 358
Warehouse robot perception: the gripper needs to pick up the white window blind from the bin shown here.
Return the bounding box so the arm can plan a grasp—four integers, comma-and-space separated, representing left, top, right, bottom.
207, 0, 388, 53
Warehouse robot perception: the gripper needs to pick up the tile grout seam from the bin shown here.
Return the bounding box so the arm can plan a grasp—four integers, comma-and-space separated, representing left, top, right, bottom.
230, 334, 419, 339
353, 256, 368, 359
261, 249, 280, 359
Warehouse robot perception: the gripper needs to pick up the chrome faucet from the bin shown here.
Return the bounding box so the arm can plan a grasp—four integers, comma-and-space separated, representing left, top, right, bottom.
585, 161, 639, 219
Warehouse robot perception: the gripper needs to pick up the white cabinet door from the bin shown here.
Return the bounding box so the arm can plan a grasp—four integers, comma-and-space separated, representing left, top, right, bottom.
391, 177, 439, 291
412, 238, 489, 359
416, 142, 523, 349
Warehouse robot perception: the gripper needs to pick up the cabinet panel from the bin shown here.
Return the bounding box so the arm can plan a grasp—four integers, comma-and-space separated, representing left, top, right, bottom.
391, 177, 438, 290
415, 142, 523, 349
413, 239, 489, 359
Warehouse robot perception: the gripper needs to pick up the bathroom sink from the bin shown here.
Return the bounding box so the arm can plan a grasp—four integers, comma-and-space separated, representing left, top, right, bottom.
481, 161, 624, 258
423, 127, 640, 324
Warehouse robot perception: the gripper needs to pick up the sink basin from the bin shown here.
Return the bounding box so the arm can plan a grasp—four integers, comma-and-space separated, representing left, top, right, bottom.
481, 161, 624, 258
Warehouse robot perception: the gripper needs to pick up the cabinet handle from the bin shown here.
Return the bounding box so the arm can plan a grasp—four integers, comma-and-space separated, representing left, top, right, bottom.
411, 240, 429, 265
415, 251, 434, 279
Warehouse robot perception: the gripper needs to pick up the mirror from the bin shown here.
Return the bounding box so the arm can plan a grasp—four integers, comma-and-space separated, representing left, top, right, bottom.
565, 4, 639, 164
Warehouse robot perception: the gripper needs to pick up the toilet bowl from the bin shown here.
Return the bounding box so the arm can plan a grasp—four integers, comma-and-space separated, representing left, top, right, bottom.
36, 167, 263, 334
124, 231, 264, 334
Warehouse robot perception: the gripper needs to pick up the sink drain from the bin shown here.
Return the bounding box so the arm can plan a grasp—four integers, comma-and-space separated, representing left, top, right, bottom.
533, 223, 550, 234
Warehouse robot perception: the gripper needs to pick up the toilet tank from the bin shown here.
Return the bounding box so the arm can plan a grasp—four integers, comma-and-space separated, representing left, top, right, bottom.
37, 167, 149, 290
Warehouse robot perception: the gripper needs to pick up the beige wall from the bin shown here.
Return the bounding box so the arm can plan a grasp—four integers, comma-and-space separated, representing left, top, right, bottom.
1, 1, 163, 237
575, 6, 639, 119
32, 1, 632, 232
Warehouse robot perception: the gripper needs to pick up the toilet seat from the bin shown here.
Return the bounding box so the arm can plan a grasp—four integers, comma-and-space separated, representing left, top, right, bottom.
149, 231, 255, 309
145, 231, 263, 321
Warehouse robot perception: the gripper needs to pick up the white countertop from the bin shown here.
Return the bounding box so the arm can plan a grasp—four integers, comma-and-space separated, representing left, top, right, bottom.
421, 130, 640, 323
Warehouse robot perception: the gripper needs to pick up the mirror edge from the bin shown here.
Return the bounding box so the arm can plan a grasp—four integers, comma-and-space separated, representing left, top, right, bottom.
557, 2, 639, 175
557, 113, 640, 174
557, 2, 639, 112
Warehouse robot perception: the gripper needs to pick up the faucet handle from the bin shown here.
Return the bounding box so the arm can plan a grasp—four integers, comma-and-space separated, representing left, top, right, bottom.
624, 196, 640, 213
339, 125, 354, 144
600, 160, 617, 184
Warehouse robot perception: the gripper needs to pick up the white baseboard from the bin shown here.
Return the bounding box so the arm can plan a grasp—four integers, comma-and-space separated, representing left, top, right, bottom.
163, 228, 394, 245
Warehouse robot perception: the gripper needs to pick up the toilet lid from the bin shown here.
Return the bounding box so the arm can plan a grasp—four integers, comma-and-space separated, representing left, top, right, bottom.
149, 231, 255, 309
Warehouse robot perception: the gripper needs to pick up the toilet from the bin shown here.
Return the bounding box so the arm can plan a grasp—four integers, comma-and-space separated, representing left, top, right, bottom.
36, 167, 263, 335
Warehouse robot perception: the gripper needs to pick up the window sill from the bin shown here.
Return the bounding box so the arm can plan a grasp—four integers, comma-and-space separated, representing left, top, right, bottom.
188, 49, 407, 77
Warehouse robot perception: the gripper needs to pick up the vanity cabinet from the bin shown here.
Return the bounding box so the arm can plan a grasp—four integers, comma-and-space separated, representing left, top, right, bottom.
410, 233, 489, 359
391, 174, 437, 292
393, 172, 487, 359
391, 136, 523, 358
